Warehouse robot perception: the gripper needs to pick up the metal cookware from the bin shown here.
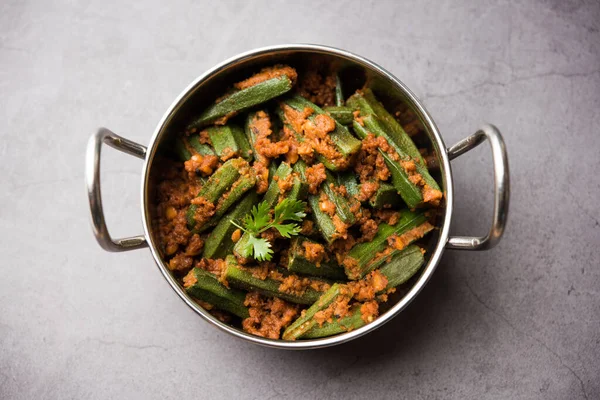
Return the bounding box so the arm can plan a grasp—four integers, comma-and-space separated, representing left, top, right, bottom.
86, 44, 509, 349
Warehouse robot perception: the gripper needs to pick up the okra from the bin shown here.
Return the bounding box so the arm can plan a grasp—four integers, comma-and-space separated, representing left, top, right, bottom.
188, 135, 216, 156
352, 121, 423, 208
335, 73, 344, 107
369, 182, 402, 209
308, 194, 338, 244
206, 124, 253, 161
186, 158, 247, 231
361, 113, 441, 195
244, 111, 268, 164
223, 256, 326, 305
275, 106, 339, 171
323, 106, 353, 125
345, 209, 432, 279
379, 245, 425, 289
174, 135, 215, 162
322, 170, 356, 225
282, 283, 346, 340
184, 268, 249, 319
187, 75, 294, 129
285, 236, 347, 280
301, 304, 366, 339
283, 95, 362, 158
347, 88, 423, 164
198, 172, 257, 233
202, 191, 259, 260
337, 171, 360, 199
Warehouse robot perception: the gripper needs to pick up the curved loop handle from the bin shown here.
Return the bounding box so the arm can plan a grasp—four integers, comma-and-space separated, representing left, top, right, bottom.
86, 128, 149, 252
446, 124, 510, 250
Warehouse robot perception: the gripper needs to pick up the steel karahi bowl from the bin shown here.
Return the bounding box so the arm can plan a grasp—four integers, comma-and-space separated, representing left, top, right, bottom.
86, 44, 509, 349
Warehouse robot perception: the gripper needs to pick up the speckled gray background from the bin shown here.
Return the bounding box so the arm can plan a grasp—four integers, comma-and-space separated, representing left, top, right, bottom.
1, 0, 599, 399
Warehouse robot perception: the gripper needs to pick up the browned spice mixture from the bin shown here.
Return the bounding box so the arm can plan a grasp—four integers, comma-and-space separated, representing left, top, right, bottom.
243, 292, 299, 339
282, 105, 349, 169
305, 163, 327, 194
302, 241, 327, 266
297, 69, 337, 107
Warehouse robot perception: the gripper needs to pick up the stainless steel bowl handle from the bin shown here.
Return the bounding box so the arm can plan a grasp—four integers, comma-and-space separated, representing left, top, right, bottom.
445, 124, 510, 250
86, 128, 149, 252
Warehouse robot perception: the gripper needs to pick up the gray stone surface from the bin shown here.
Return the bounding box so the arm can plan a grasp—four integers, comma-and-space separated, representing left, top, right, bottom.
1, 0, 599, 398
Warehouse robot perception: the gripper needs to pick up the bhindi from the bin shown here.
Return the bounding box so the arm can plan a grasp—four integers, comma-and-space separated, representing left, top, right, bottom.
186, 158, 254, 232
285, 236, 347, 280
369, 182, 402, 209
202, 191, 259, 259
206, 124, 253, 161
174, 135, 215, 162
301, 304, 366, 339
323, 106, 353, 125
187, 76, 294, 129
379, 245, 425, 289
282, 95, 361, 159
322, 170, 356, 225
337, 171, 360, 199
361, 113, 441, 198
344, 209, 433, 279
352, 120, 422, 208
184, 268, 249, 319
223, 256, 327, 305
198, 172, 257, 233
282, 283, 346, 340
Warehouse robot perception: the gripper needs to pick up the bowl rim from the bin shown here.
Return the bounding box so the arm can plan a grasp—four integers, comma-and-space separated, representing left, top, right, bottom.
140, 43, 454, 349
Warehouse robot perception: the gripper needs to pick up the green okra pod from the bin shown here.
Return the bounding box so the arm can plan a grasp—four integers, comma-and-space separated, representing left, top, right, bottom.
352, 121, 423, 208
285, 236, 347, 280
206, 124, 253, 161
186, 158, 250, 232
174, 135, 215, 162
344, 209, 432, 279
336, 171, 360, 199
369, 182, 402, 209
307, 194, 338, 244
223, 256, 328, 305
187, 75, 294, 129
282, 95, 361, 159
184, 268, 249, 319
322, 170, 356, 225
282, 283, 346, 340
323, 106, 353, 125
197, 172, 257, 233
301, 304, 366, 339
379, 245, 425, 289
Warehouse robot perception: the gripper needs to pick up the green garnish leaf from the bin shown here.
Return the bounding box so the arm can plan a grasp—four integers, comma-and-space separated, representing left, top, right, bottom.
248, 235, 273, 262
273, 223, 302, 238
274, 199, 306, 224
231, 198, 306, 261
244, 202, 271, 233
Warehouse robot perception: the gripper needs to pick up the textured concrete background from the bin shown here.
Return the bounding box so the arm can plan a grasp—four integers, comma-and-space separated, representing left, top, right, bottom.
1, 0, 599, 399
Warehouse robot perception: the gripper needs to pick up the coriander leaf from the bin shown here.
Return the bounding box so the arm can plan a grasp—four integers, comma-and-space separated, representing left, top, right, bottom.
273, 223, 302, 238
248, 235, 273, 261
273, 199, 306, 224
244, 201, 271, 233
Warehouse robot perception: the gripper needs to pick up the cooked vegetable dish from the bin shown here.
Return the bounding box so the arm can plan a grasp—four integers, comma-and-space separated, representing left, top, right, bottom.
152, 64, 442, 340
